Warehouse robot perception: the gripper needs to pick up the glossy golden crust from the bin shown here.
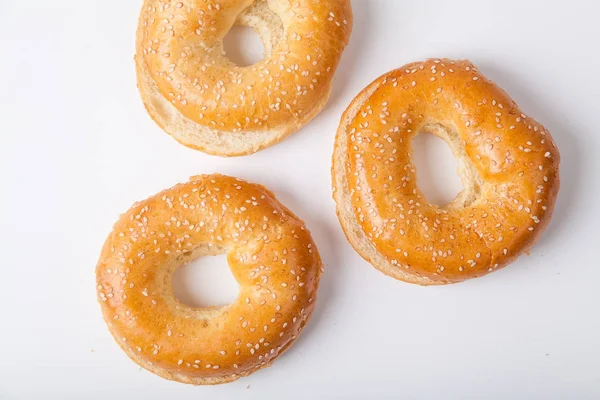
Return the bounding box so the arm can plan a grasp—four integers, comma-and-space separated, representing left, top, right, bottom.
135, 0, 353, 156
333, 59, 560, 285
96, 174, 322, 384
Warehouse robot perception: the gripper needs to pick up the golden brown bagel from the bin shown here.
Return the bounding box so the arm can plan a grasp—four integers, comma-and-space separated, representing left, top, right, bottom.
135, 0, 352, 156
96, 174, 323, 384
333, 59, 560, 285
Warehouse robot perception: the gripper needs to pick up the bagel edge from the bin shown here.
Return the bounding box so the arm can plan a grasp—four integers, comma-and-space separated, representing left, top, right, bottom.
332, 77, 441, 286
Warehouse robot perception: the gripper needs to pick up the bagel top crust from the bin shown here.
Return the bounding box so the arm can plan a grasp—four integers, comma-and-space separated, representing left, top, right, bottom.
135, 0, 352, 155
333, 59, 560, 285
96, 174, 322, 384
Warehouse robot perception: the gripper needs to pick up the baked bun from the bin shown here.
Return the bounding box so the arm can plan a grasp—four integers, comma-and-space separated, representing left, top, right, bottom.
97, 174, 323, 384
333, 59, 560, 285
136, 0, 353, 156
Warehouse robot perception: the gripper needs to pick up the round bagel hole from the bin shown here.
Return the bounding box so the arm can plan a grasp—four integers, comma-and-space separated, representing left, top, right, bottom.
172, 253, 239, 308
223, 25, 265, 67
412, 133, 464, 207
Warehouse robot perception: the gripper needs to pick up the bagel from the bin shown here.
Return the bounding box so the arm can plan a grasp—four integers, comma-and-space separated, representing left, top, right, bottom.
135, 0, 353, 156
96, 174, 323, 384
333, 59, 560, 285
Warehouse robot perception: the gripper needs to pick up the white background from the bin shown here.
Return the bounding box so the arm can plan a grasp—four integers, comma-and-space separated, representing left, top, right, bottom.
1, 0, 599, 398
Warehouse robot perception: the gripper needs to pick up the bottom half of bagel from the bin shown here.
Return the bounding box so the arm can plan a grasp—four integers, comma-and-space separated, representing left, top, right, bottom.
136, 58, 331, 157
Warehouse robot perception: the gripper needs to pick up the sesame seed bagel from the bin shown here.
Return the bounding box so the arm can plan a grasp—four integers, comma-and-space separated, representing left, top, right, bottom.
135, 0, 352, 156
333, 59, 560, 285
96, 174, 323, 384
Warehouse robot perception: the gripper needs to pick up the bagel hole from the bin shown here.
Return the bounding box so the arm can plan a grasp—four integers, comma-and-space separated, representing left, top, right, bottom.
223, 25, 264, 67
172, 254, 239, 308
412, 133, 464, 207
